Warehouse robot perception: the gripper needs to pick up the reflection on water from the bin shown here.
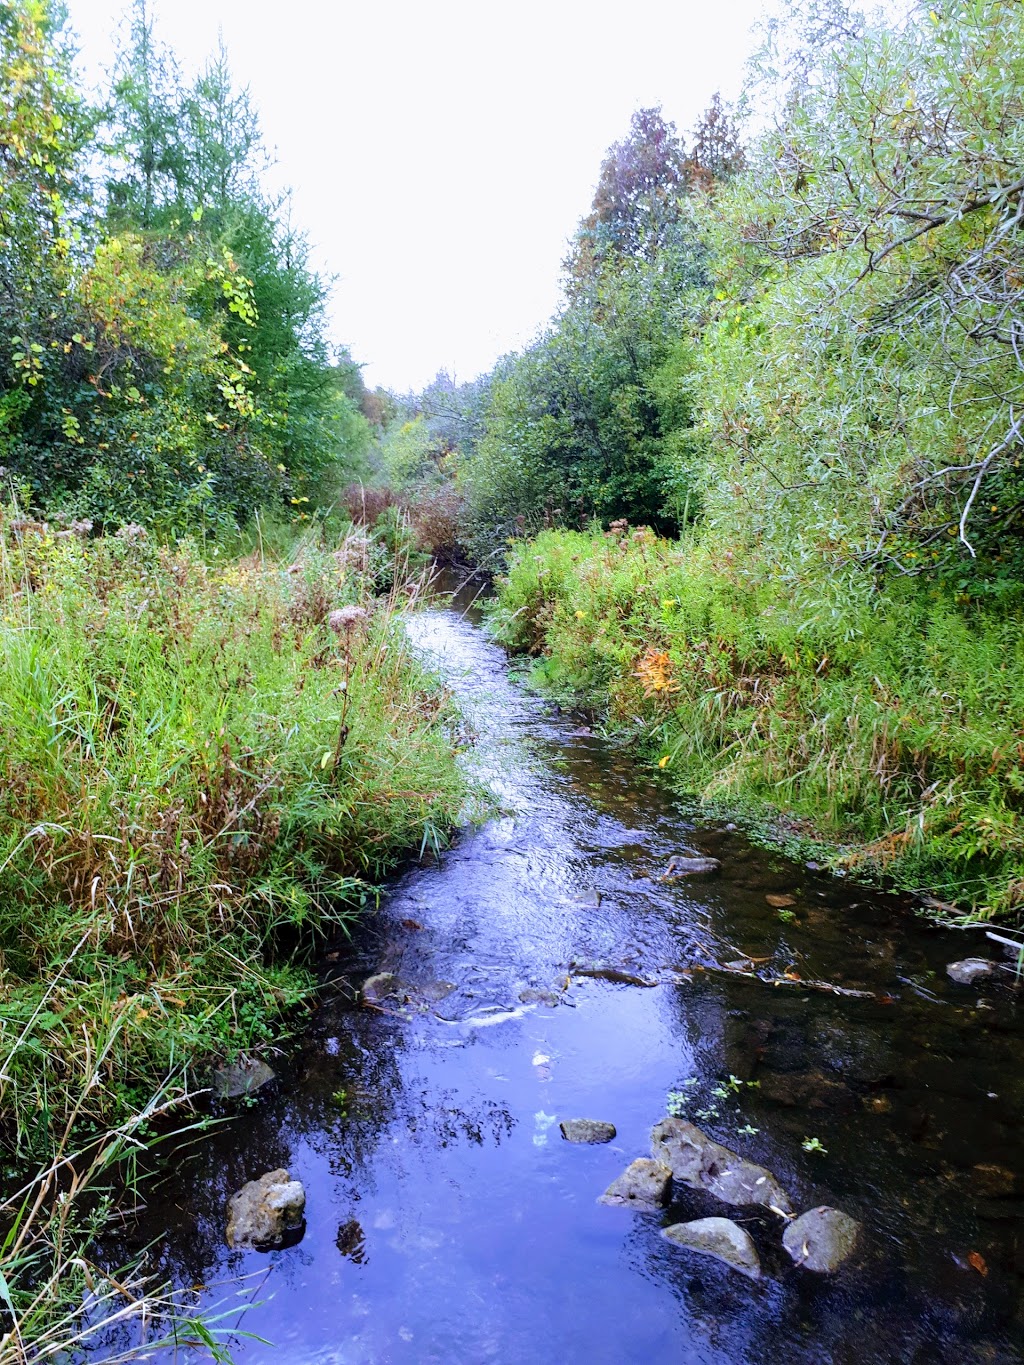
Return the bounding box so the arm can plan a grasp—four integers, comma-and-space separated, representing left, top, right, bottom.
101, 574, 1023, 1364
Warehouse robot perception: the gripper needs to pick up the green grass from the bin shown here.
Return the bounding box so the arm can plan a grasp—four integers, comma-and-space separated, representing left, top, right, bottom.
491, 526, 1024, 920
0, 514, 471, 1356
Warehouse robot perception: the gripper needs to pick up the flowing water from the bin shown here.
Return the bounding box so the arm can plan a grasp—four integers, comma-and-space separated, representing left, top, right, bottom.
105, 579, 1024, 1364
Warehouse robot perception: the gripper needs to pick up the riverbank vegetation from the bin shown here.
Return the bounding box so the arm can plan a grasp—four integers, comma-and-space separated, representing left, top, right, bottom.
0, 4, 471, 1353
0, 514, 469, 1356
472, 0, 1024, 918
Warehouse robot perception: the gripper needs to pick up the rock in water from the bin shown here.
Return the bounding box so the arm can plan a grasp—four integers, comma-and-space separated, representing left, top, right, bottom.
560, 1118, 617, 1144
361, 972, 400, 1004
599, 1158, 672, 1210
664, 855, 722, 878
518, 986, 561, 1007
651, 1117, 794, 1216
662, 1217, 762, 1280
226, 1169, 306, 1249
946, 958, 995, 985
971, 1163, 1018, 1198
212, 1057, 275, 1100
782, 1206, 861, 1272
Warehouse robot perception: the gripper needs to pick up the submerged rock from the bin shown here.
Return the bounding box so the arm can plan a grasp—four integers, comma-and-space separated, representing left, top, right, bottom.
361, 971, 400, 1004
518, 986, 562, 1007
226, 1169, 306, 1249
664, 855, 722, 878
212, 1057, 275, 1100
972, 1163, 1019, 1198
599, 1158, 672, 1210
662, 1217, 761, 1280
782, 1205, 861, 1272
651, 1117, 794, 1216
946, 958, 995, 986
560, 1118, 617, 1144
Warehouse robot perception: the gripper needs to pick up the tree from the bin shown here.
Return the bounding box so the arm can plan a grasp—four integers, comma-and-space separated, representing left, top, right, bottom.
565, 107, 690, 290
688, 93, 745, 189
104, 0, 182, 228
694, 0, 1024, 593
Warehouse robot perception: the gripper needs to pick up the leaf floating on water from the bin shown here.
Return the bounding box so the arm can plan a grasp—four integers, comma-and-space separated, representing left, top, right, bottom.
766, 894, 797, 908
968, 1251, 988, 1276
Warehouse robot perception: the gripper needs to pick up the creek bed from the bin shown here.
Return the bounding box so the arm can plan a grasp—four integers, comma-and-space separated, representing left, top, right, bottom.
102, 579, 1023, 1364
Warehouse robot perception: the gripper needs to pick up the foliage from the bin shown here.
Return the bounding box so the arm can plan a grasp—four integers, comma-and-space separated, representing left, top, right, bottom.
459, 99, 742, 562
693, 0, 1024, 598
0, 0, 368, 537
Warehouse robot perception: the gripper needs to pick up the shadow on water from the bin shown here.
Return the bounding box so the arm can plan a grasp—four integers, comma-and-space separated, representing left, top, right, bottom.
99, 570, 1024, 1364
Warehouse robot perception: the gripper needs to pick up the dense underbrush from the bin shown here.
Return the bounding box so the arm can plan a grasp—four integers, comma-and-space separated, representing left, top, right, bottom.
492, 527, 1024, 920
0, 514, 470, 1356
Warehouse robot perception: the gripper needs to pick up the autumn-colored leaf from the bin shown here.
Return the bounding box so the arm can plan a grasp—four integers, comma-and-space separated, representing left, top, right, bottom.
968, 1251, 988, 1276
766, 893, 797, 908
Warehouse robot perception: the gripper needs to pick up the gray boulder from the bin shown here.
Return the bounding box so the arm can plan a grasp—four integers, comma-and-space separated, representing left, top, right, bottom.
212, 1057, 275, 1100
226, 1169, 306, 1250
782, 1205, 861, 1272
651, 1117, 793, 1216
662, 1217, 761, 1280
560, 1119, 617, 1144
946, 958, 995, 985
599, 1159, 672, 1210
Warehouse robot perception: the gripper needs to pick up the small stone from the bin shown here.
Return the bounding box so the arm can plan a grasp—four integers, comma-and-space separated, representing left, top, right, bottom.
782, 1205, 861, 1273
226, 1169, 306, 1249
946, 958, 995, 985
212, 1057, 275, 1100
662, 1217, 761, 1280
599, 1158, 672, 1210
560, 1119, 617, 1144
765, 893, 797, 908
664, 855, 722, 878
574, 888, 602, 907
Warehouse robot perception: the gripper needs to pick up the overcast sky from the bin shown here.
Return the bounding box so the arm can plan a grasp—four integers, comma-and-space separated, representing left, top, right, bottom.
64, 0, 769, 392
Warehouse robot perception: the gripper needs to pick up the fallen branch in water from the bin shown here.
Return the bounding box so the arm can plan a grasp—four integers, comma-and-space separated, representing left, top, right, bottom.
697, 962, 878, 999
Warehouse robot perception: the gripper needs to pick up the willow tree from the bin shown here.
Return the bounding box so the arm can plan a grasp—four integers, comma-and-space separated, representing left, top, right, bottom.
695, 0, 1024, 597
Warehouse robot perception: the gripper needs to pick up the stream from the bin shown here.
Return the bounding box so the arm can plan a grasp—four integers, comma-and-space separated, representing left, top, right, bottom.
104, 578, 1023, 1364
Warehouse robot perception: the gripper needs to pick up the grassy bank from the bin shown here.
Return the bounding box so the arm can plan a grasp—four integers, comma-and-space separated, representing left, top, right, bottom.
0, 514, 469, 1356
491, 527, 1024, 921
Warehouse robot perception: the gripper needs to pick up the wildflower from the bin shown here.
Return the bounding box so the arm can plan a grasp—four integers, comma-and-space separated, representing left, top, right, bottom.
661, 598, 679, 609
328, 605, 368, 635
658, 755, 671, 769
574, 609, 586, 619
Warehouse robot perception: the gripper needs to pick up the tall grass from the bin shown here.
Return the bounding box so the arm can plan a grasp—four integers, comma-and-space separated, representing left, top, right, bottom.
0, 511, 469, 1356
492, 526, 1024, 919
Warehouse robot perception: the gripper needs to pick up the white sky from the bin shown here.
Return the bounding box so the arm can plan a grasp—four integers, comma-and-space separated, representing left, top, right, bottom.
64, 0, 769, 392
